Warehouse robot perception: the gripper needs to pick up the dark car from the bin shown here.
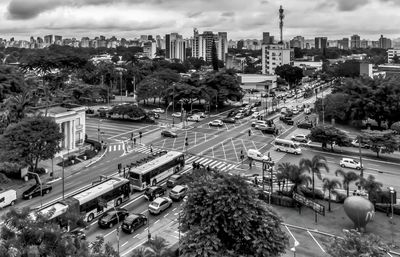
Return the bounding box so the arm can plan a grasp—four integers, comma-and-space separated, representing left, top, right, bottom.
161, 130, 177, 138
260, 126, 276, 134
297, 122, 313, 129
61, 229, 86, 241
280, 116, 294, 125
222, 117, 236, 124
166, 174, 184, 188
98, 208, 129, 228
144, 186, 166, 201
22, 184, 53, 200
121, 213, 148, 234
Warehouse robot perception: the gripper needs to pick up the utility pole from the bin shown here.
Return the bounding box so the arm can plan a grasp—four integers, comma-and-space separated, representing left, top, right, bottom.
279, 5, 285, 44
358, 135, 364, 178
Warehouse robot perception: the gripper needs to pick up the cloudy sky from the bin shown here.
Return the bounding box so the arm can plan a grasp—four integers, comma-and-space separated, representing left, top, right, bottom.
1, 0, 400, 41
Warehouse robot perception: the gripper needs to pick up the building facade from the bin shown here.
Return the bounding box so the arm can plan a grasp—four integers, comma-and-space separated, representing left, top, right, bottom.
351, 35, 361, 49
192, 28, 228, 63
261, 44, 294, 75
315, 37, 327, 49
379, 35, 392, 49
165, 33, 186, 62
388, 48, 400, 63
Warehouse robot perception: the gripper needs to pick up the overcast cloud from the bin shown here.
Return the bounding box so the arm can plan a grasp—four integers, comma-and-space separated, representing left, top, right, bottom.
1, 0, 399, 40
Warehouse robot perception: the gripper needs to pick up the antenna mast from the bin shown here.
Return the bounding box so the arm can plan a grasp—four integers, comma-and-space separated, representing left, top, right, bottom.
279, 5, 284, 44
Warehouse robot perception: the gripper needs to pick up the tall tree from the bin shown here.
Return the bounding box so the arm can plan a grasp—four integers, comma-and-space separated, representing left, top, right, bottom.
308, 125, 351, 150
335, 169, 359, 197
287, 164, 312, 194
322, 178, 341, 211
180, 172, 288, 257
327, 229, 388, 257
0, 116, 63, 174
276, 162, 292, 191
299, 155, 329, 200
211, 39, 219, 71
275, 64, 304, 89
361, 130, 400, 158
356, 175, 383, 203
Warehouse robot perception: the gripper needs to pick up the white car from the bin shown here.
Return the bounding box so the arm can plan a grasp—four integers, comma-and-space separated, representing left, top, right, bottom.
251, 107, 258, 112
252, 112, 261, 119
152, 108, 165, 113
172, 112, 182, 118
291, 134, 309, 143
292, 108, 299, 115
340, 158, 363, 170
251, 120, 266, 127
209, 120, 224, 127
148, 197, 172, 215
187, 115, 201, 122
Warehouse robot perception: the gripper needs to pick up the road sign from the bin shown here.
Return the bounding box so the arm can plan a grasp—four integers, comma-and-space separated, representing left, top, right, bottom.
293, 192, 325, 216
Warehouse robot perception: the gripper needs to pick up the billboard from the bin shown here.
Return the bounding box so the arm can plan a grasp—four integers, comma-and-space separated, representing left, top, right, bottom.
293, 192, 325, 216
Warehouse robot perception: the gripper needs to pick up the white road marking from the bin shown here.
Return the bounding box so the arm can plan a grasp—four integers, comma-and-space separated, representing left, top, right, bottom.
307, 230, 325, 253
104, 229, 116, 238
154, 219, 159, 224
122, 242, 128, 247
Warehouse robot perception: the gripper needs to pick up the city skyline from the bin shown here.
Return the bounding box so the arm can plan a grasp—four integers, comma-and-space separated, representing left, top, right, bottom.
1, 0, 400, 41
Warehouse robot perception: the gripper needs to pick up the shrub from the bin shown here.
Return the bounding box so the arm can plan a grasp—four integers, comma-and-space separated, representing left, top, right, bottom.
83, 150, 97, 159
375, 203, 400, 215
300, 187, 325, 200
85, 139, 101, 151
0, 173, 11, 184
0, 162, 22, 179
335, 192, 347, 203
68, 155, 76, 161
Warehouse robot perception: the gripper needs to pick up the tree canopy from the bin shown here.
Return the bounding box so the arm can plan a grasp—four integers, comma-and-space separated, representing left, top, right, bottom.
361, 130, 400, 157
275, 64, 304, 88
180, 171, 288, 257
0, 116, 63, 173
308, 125, 350, 150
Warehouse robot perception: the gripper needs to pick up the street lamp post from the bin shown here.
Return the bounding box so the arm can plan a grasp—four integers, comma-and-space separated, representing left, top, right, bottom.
119, 72, 123, 102
27, 172, 43, 208
358, 135, 364, 178
388, 186, 395, 247
147, 210, 151, 242
62, 156, 65, 200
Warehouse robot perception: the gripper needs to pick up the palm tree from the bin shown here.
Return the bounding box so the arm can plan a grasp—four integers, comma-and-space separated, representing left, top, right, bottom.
143, 236, 173, 257
299, 155, 329, 200
322, 178, 342, 211
335, 169, 359, 197
356, 175, 383, 202
4, 90, 32, 123
276, 162, 292, 191
288, 164, 312, 194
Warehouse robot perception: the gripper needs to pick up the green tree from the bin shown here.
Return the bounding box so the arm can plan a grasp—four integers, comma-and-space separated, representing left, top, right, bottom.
392, 54, 400, 64
308, 125, 351, 150
314, 93, 352, 123
322, 178, 341, 211
356, 175, 383, 203
287, 164, 312, 194
327, 229, 388, 257
275, 64, 304, 89
361, 130, 400, 157
0, 116, 63, 173
180, 172, 288, 257
276, 162, 292, 191
335, 169, 359, 197
0, 65, 24, 102
299, 155, 329, 200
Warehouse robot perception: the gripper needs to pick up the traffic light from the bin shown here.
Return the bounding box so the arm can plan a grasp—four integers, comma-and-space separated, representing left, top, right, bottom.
139, 131, 142, 138
185, 137, 188, 147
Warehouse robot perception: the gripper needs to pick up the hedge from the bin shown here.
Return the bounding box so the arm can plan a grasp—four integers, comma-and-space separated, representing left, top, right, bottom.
375, 203, 400, 216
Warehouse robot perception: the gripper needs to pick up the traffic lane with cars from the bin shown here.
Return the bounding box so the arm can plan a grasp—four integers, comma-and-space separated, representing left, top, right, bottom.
277, 148, 400, 193
6, 150, 150, 214
84, 189, 186, 254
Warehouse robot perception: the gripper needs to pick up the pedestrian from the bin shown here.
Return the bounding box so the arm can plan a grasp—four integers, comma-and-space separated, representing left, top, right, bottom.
192, 161, 196, 169
207, 165, 210, 172
248, 129, 251, 137
150, 144, 153, 153
133, 138, 136, 145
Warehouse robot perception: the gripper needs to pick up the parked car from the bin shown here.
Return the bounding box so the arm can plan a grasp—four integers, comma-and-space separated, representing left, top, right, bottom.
255, 124, 270, 130
252, 112, 261, 119
172, 112, 182, 118
148, 197, 173, 215
152, 108, 165, 113
297, 122, 313, 129
281, 117, 294, 125
187, 115, 201, 122
0, 189, 17, 208
121, 213, 148, 234
22, 184, 53, 200
166, 174, 184, 188
222, 117, 236, 124
351, 139, 370, 149
98, 208, 129, 228
161, 130, 178, 138
209, 120, 224, 127
260, 126, 276, 134
251, 120, 266, 127
144, 186, 166, 201
340, 158, 363, 170
234, 113, 245, 119
291, 134, 309, 143
169, 185, 188, 201
292, 108, 299, 115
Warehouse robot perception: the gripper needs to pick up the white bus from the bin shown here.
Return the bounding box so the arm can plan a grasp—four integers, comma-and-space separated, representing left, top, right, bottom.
274, 139, 302, 155
129, 151, 185, 191
32, 176, 131, 223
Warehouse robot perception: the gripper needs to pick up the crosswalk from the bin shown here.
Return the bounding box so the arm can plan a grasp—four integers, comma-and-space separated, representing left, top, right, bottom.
108, 143, 124, 152
186, 156, 237, 173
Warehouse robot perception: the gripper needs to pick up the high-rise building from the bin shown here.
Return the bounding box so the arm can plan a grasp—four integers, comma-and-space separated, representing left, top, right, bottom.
80, 37, 90, 48
192, 28, 228, 63
237, 40, 244, 50
262, 32, 274, 45
44, 35, 53, 45
165, 33, 186, 62
388, 49, 400, 63
143, 41, 157, 59
315, 37, 327, 49
54, 35, 62, 45
290, 36, 304, 49
261, 44, 294, 75
379, 35, 392, 49
338, 38, 349, 50
351, 34, 361, 49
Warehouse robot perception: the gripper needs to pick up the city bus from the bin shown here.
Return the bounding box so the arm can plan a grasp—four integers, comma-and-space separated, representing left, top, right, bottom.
32, 176, 131, 223
274, 138, 302, 155
128, 151, 185, 191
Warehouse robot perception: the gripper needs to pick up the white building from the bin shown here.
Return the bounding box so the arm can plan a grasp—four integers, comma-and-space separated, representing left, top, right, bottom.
40, 106, 86, 157
388, 49, 400, 63
192, 28, 228, 63
238, 74, 277, 91
143, 41, 157, 59
165, 33, 186, 61
261, 44, 294, 75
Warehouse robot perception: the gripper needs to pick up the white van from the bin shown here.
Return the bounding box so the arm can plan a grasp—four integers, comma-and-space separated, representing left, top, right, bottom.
274, 139, 302, 155
247, 149, 270, 162
0, 189, 17, 208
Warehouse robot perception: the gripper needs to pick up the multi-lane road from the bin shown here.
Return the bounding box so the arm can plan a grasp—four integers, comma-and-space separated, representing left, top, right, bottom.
6, 86, 400, 256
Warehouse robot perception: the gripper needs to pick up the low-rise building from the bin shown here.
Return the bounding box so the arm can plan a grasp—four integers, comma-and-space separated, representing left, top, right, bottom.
237, 74, 277, 91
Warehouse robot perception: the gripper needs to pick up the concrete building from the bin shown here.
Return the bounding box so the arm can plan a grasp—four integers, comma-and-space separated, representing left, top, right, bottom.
44, 35, 53, 45
237, 74, 277, 91
315, 37, 327, 49
377, 64, 400, 76
38, 106, 86, 157
54, 35, 62, 45
165, 33, 186, 61
351, 34, 361, 49
143, 41, 157, 59
225, 54, 246, 71
304, 39, 315, 49
192, 28, 228, 63
261, 44, 294, 75
388, 49, 400, 63
80, 37, 90, 48
262, 32, 274, 45
290, 36, 304, 49
360, 63, 373, 78
338, 38, 349, 50
379, 35, 392, 49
